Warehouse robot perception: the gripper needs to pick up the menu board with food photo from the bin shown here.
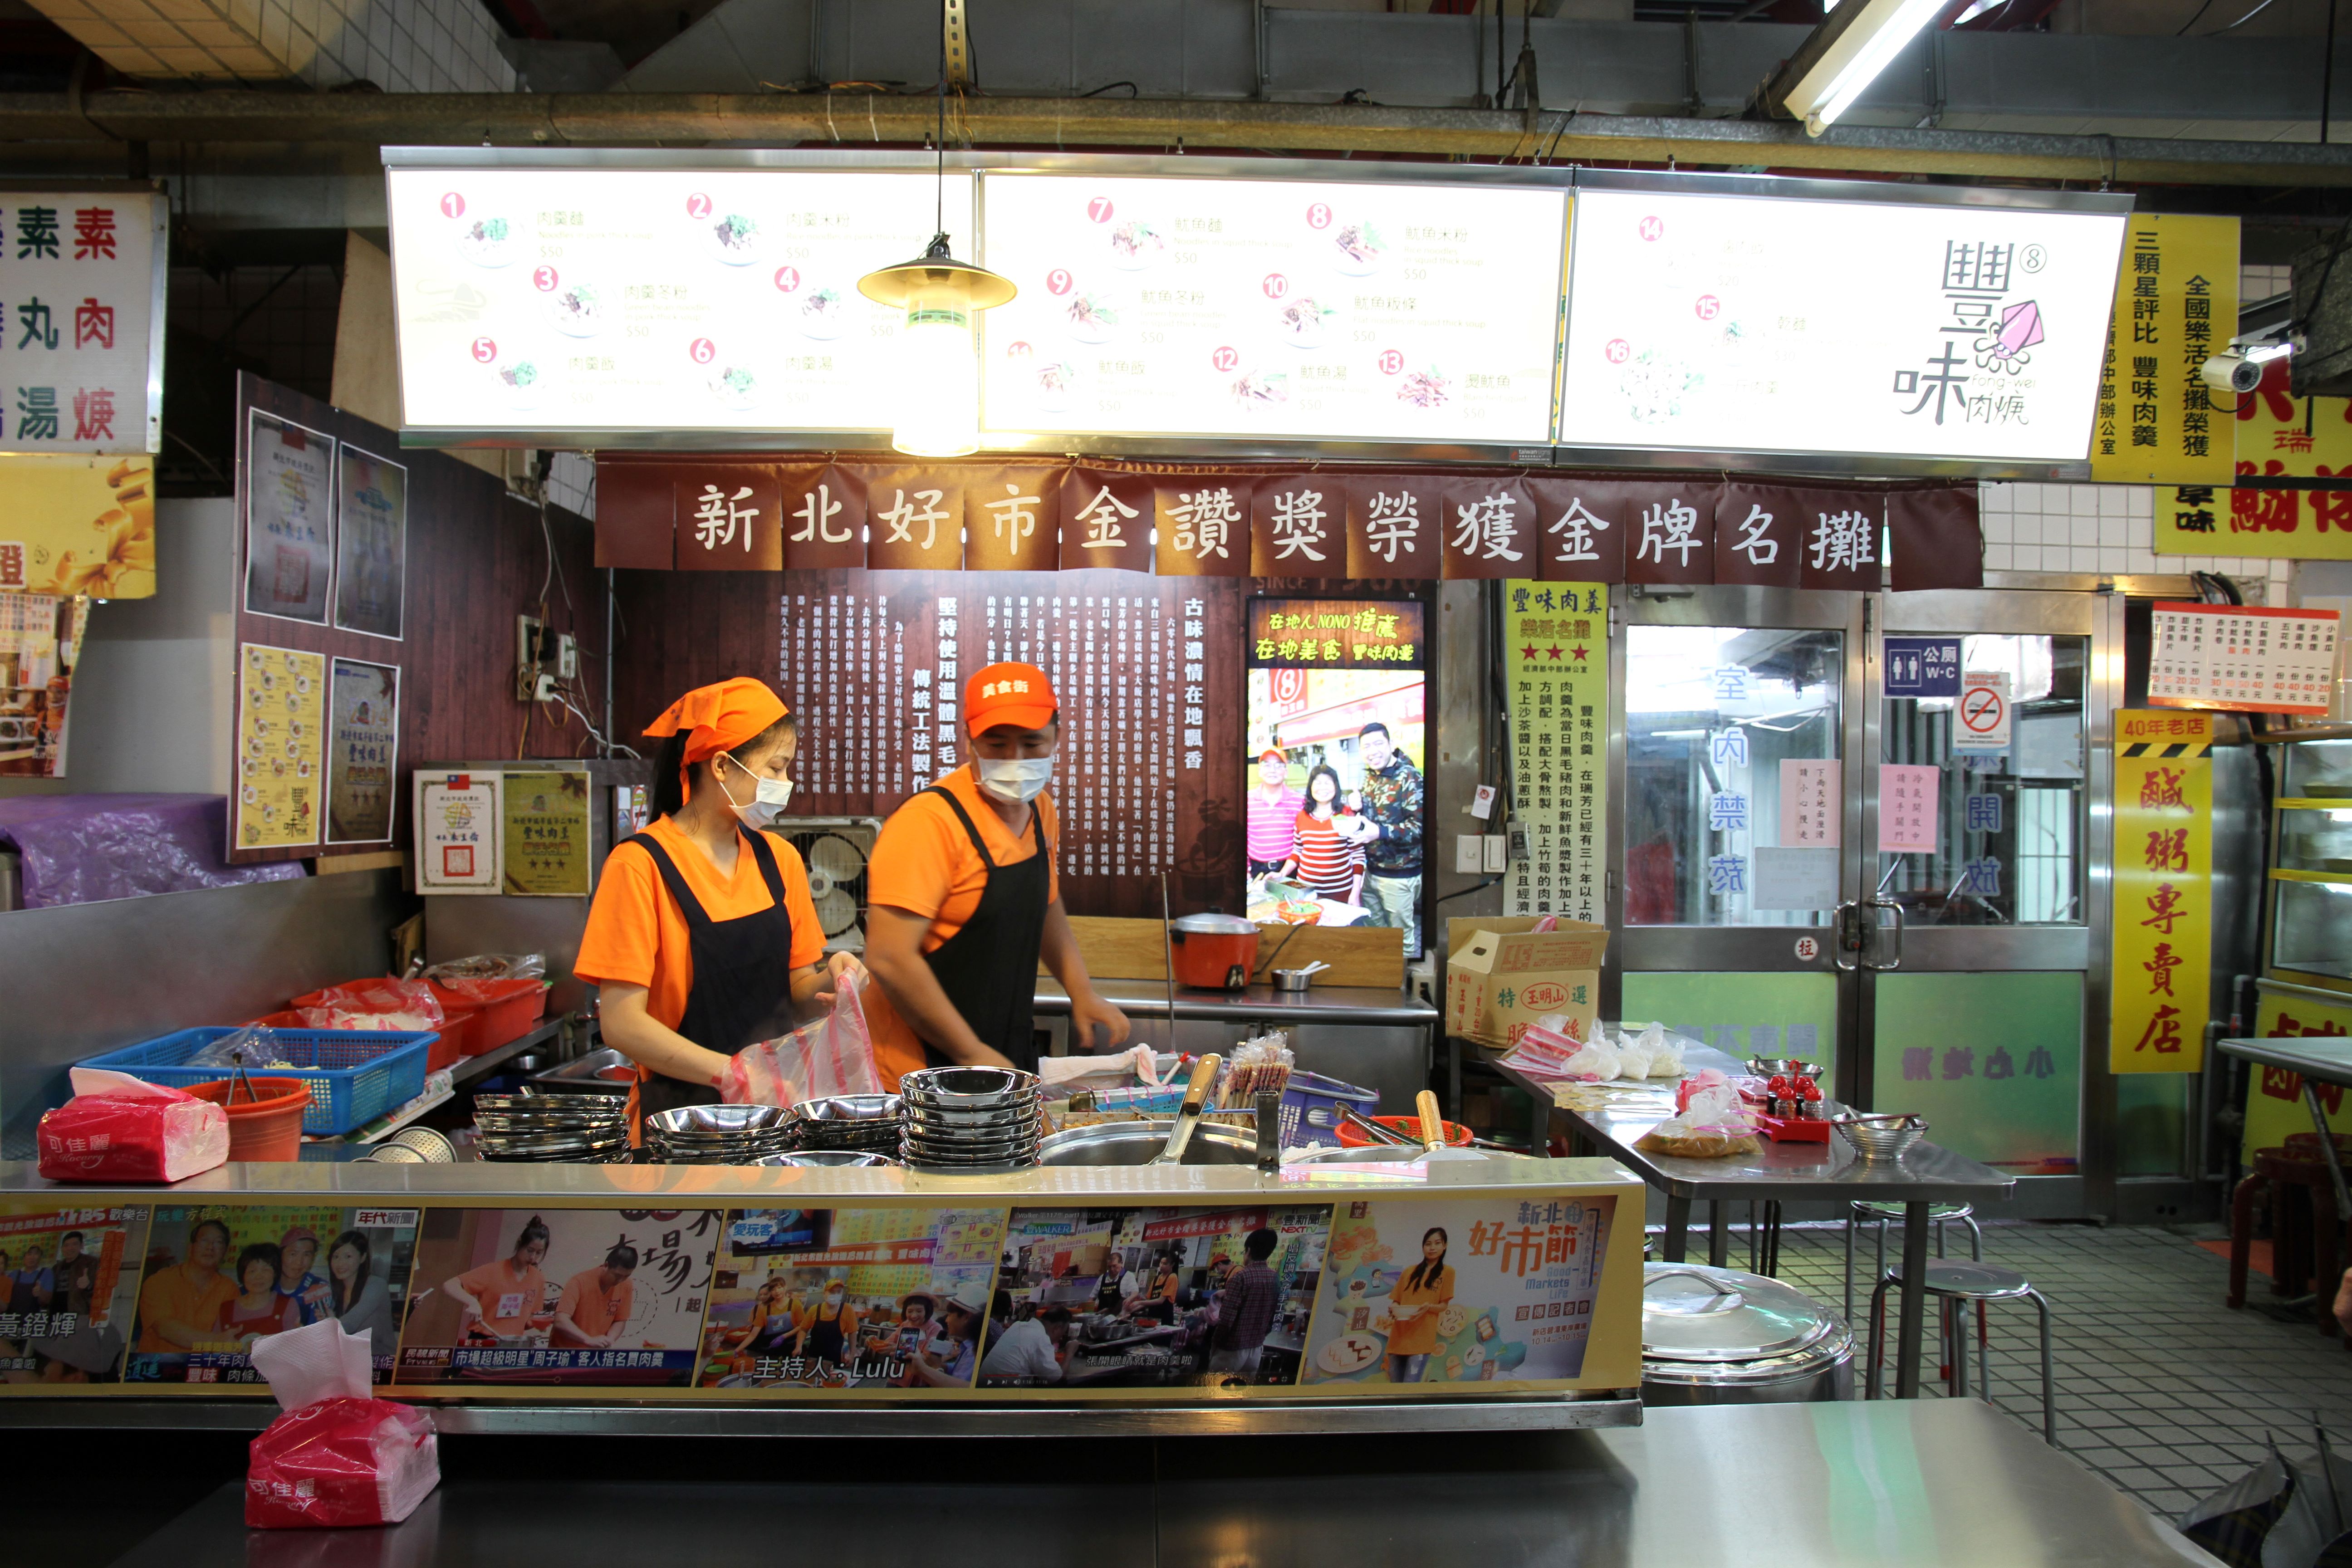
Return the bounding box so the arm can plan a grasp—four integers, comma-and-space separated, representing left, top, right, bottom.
694, 1206, 1005, 1392
386, 167, 970, 437
981, 1205, 1331, 1389
395, 1207, 718, 1387
127, 1205, 419, 1385
235, 642, 326, 850
977, 174, 1566, 445
1299, 1196, 1616, 1388
0, 1202, 148, 1387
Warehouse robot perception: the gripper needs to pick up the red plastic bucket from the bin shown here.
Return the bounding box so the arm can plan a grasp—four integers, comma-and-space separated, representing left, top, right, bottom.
185, 1077, 312, 1161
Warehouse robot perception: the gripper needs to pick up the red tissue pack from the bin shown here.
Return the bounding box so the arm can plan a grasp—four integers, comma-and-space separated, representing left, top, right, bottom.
245, 1321, 439, 1529
37, 1068, 229, 1183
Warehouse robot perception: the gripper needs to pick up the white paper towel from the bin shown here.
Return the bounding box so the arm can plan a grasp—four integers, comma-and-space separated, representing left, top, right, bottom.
248, 1317, 375, 1409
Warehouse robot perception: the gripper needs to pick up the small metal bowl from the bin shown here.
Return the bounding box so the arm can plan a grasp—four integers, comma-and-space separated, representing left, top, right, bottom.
898, 1066, 1041, 1105
1832, 1114, 1928, 1164
754, 1150, 901, 1169
647, 1104, 794, 1137
791, 1094, 902, 1124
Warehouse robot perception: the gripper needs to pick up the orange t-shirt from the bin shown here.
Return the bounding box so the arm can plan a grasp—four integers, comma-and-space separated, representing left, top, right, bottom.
862, 766, 1060, 1088
554, 1266, 635, 1344
455, 1258, 546, 1336
574, 816, 827, 1039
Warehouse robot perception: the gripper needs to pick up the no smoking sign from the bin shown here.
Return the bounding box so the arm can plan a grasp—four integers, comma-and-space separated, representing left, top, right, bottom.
1955, 671, 2012, 750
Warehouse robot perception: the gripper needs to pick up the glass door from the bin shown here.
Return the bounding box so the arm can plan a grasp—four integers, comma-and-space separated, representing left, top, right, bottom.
1609, 588, 1865, 1085
1858, 590, 2107, 1180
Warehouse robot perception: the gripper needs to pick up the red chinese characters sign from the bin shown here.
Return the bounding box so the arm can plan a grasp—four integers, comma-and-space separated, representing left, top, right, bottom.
0, 191, 163, 454
2110, 710, 2213, 1074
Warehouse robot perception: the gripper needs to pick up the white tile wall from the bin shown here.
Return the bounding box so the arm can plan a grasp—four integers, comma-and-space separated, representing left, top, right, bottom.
546, 451, 597, 522
1978, 482, 2289, 602
29, 0, 514, 89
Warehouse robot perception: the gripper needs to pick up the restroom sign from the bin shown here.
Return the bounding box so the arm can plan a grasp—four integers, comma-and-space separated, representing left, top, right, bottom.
1955, 671, 2011, 750
1884, 637, 1962, 698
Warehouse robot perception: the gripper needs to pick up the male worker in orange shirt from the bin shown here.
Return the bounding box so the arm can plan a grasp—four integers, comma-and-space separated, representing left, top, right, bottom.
863, 662, 1129, 1084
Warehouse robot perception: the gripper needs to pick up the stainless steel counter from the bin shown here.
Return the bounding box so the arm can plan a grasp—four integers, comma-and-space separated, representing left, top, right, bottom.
1034, 978, 1438, 1109
89, 1398, 2215, 1568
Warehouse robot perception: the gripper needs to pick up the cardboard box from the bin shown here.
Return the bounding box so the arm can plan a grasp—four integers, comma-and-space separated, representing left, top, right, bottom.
1444, 916, 1609, 1049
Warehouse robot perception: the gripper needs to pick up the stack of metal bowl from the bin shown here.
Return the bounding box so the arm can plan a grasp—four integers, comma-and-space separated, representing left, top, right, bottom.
644, 1103, 795, 1164
788, 1094, 903, 1157
754, 1149, 901, 1169
898, 1066, 1042, 1173
472, 1093, 633, 1163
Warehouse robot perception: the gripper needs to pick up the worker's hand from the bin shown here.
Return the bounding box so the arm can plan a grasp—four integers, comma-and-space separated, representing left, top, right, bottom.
2335, 1268, 2352, 1338
1070, 989, 1132, 1054
813, 950, 866, 1008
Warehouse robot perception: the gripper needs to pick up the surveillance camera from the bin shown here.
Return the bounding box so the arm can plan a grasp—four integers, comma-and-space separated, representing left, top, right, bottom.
2201, 353, 2263, 395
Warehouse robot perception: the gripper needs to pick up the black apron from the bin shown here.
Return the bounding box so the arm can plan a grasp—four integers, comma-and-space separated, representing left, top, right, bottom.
804, 1299, 851, 1365
918, 787, 1051, 1074
622, 826, 799, 1115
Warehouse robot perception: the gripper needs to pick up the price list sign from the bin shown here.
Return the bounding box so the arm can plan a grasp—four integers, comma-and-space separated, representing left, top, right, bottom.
1504, 580, 1609, 922
0, 190, 165, 453
778, 571, 1245, 916
2147, 602, 2339, 715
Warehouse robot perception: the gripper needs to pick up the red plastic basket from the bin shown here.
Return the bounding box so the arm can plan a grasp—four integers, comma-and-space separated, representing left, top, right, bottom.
427, 977, 549, 1053
278, 984, 475, 1072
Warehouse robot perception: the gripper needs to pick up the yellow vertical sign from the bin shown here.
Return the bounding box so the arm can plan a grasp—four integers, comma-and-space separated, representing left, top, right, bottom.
2110, 710, 2213, 1073
1505, 580, 1608, 924
2091, 214, 2239, 486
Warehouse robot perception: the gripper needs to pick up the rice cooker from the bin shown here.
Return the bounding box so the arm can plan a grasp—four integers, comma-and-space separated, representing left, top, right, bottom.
1169, 912, 1259, 990
1638, 1262, 1853, 1406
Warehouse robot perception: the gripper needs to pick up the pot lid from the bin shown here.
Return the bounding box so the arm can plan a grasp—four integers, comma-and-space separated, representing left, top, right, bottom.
1640, 1262, 1839, 1362
1173, 913, 1257, 935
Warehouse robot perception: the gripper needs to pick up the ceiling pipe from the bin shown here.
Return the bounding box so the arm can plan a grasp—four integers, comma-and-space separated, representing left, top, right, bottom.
5, 89, 2352, 186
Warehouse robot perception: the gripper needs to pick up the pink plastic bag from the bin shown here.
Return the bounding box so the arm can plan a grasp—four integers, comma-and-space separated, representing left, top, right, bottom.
37, 1067, 229, 1183
245, 1321, 438, 1529
719, 971, 882, 1106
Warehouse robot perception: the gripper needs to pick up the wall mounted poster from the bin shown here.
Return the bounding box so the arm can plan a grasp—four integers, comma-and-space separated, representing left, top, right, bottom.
501, 769, 591, 895
0, 1201, 149, 1384
416, 769, 501, 892
235, 643, 325, 850
333, 443, 407, 640
243, 410, 335, 624
394, 1207, 720, 1387
1504, 580, 1609, 923
324, 657, 400, 845
1299, 1196, 1616, 1387
977, 173, 1567, 446
695, 1207, 1005, 1391
127, 1204, 418, 1384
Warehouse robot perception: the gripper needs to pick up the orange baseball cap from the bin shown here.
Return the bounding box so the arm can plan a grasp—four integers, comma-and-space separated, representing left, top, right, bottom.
965, 662, 1058, 736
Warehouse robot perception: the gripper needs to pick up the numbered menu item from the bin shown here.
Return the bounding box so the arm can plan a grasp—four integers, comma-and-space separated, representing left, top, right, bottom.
128, 1205, 417, 1385
696, 1207, 1005, 1392
978, 174, 1566, 445
243, 410, 336, 623
386, 167, 969, 436
2148, 602, 2340, 715
394, 1207, 719, 1386
324, 658, 399, 846
1299, 1196, 1616, 1387
1559, 187, 2124, 462
416, 769, 501, 892
500, 768, 591, 896
235, 643, 326, 850
0, 1201, 148, 1384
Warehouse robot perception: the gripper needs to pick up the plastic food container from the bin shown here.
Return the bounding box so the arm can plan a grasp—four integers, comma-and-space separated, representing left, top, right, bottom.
183, 1077, 313, 1161
426, 977, 549, 1053
78, 1028, 432, 1137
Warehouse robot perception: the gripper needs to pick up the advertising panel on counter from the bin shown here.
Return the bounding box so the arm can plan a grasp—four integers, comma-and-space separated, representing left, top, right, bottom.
975, 173, 1567, 446
1559, 185, 2127, 465
0, 1201, 147, 1384
233, 643, 326, 851
0, 189, 167, 455
385, 167, 973, 439
128, 1205, 418, 1384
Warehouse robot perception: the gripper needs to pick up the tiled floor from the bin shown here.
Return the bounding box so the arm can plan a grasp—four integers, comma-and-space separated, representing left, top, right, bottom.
1747, 1219, 2352, 1523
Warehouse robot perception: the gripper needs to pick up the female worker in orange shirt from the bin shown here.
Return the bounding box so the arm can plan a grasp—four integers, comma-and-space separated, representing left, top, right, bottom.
575, 678, 862, 1112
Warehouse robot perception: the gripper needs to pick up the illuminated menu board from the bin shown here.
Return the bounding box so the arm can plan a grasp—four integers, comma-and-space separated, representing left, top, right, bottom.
386, 167, 968, 436
977, 173, 1567, 446
1558, 187, 2127, 464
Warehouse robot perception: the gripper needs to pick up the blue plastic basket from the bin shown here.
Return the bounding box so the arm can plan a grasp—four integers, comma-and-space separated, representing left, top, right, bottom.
1278, 1071, 1380, 1150
77, 1028, 434, 1137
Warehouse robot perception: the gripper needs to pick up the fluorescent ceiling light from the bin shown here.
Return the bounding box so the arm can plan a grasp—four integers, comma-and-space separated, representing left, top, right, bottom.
1770, 0, 1950, 137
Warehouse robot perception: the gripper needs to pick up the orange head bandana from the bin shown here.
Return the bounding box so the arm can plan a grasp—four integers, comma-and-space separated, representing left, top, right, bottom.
643, 678, 789, 802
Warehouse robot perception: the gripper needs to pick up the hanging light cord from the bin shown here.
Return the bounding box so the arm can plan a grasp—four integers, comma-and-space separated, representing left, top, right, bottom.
934, 4, 948, 250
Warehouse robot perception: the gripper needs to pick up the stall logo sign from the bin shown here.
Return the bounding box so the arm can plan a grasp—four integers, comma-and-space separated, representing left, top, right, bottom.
2110, 709, 2213, 1075
1892, 239, 2043, 431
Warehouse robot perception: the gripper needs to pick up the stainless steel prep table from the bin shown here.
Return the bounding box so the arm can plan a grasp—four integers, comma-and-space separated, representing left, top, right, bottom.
1484, 1044, 2016, 1402
1034, 977, 1436, 1110
87, 1398, 2214, 1568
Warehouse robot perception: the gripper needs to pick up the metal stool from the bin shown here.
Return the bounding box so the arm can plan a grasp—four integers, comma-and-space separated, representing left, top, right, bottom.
1866, 1259, 2055, 1445
1842, 1200, 1983, 1322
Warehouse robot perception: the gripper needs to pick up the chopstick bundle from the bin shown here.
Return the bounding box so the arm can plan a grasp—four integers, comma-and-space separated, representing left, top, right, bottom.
1219, 1031, 1295, 1110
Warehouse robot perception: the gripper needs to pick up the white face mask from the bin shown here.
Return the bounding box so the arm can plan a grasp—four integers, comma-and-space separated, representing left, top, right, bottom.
975, 756, 1053, 804
717, 752, 794, 828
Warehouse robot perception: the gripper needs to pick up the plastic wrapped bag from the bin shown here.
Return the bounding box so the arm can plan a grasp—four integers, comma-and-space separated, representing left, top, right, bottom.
38, 1067, 229, 1183
421, 952, 546, 981
719, 971, 882, 1106
297, 980, 445, 1034
1638, 1078, 1759, 1158
1645, 1034, 1686, 1080
1562, 1037, 1622, 1082
186, 1023, 286, 1069
246, 1320, 438, 1529
1614, 1037, 1654, 1081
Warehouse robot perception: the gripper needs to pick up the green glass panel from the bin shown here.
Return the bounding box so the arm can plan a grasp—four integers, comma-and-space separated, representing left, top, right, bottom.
1872, 971, 2080, 1174
1622, 971, 1840, 1078
2117, 1074, 2187, 1177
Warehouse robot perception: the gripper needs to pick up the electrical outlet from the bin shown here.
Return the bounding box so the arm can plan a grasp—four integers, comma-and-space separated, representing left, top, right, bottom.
515, 613, 546, 701
531, 673, 559, 703
1455, 834, 1484, 874
1508, 822, 1531, 864
1483, 834, 1509, 872
555, 632, 579, 681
